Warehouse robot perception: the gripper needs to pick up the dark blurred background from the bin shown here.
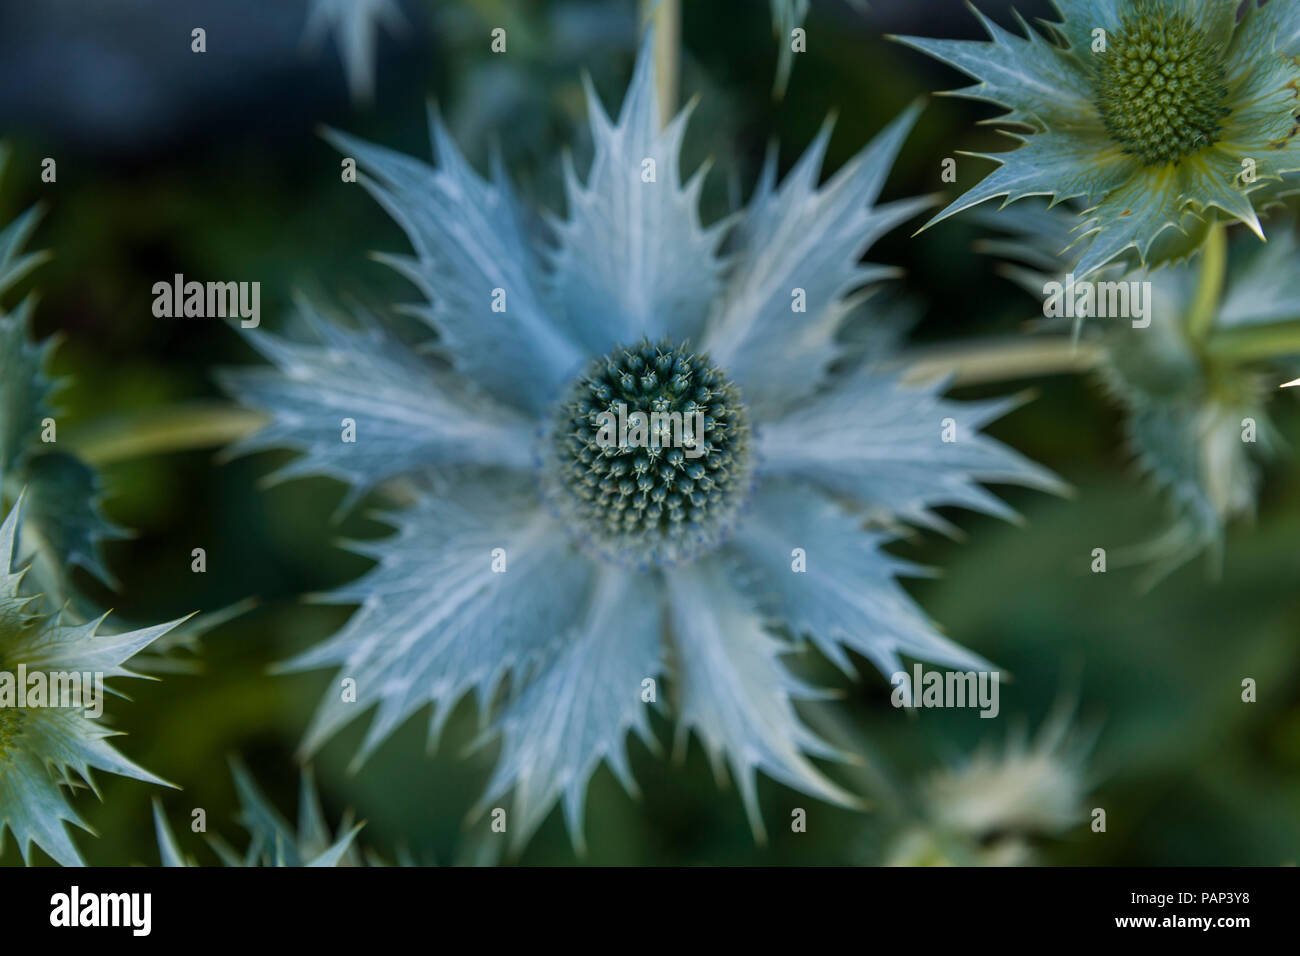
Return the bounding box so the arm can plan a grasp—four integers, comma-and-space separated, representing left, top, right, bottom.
0, 0, 1296, 865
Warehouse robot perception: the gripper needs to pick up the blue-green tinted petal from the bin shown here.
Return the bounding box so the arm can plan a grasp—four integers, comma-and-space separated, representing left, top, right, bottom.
323, 118, 584, 413
728, 479, 993, 679
284, 471, 596, 765
705, 104, 928, 417
664, 557, 858, 840
475, 565, 662, 853
220, 298, 537, 507
755, 368, 1064, 530
546, 34, 727, 353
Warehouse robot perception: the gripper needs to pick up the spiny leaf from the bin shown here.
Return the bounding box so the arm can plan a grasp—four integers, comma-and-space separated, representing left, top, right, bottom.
219, 297, 537, 513
548, 34, 727, 355
726, 480, 993, 679
664, 557, 858, 841
303, 0, 406, 105
475, 565, 662, 853
322, 118, 584, 413
0, 498, 183, 866
284, 471, 596, 766
770, 0, 810, 98
755, 364, 1066, 534
703, 102, 930, 417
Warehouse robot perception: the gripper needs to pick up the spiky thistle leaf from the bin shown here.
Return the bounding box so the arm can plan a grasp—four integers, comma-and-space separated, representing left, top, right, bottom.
0, 158, 123, 610
154, 763, 364, 867
702, 103, 933, 417
1097, 258, 1275, 584
664, 557, 859, 840
0, 497, 183, 865
217, 298, 536, 512
547, 48, 728, 357
474, 565, 662, 854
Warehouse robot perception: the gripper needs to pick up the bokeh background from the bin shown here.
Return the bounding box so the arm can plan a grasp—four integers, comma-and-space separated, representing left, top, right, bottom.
0, 0, 1297, 865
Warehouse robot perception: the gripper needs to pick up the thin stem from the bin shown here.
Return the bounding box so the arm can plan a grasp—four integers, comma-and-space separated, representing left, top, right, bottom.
641, 0, 680, 126
65, 401, 267, 466
1204, 317, 1300, 365
900, 336, 1106, 386
1184, 220, 1227, 343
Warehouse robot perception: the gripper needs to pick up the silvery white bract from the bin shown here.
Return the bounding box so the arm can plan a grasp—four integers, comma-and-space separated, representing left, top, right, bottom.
0, 499, 183, 866
154, 763, 363, 867
222, 37, 1059, 850
896, 0, 1300, 277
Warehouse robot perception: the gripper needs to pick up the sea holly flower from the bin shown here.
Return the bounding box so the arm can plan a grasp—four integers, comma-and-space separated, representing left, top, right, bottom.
222, 38, 1059, 850
0, 498, 184, 865
895, 0, 1300, 277
153, 764, 363, 867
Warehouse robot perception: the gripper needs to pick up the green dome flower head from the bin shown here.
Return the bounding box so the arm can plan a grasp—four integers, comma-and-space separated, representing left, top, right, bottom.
223, 37, 1060, 851
542, 339, 756, 567
895, 0, 1300, 276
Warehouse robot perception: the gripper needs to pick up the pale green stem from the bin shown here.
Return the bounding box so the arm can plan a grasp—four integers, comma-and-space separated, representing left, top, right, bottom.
1204, 317, 1300, 365
65, 401, 267, 466
641, 0, 680, 126
1184, 221, 1227, 344
900, 336, 1106, 386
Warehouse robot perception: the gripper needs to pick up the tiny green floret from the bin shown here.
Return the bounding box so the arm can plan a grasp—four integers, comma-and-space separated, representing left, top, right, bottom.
543, 338, 754, 567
